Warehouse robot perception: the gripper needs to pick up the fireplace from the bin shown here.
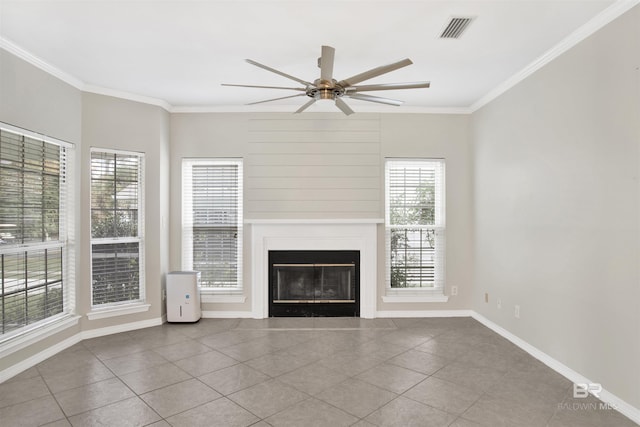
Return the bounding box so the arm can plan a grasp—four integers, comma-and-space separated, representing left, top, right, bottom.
269, 250, 360, 317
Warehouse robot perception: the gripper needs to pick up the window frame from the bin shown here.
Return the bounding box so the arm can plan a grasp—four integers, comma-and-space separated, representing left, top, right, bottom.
181, 158, 243, 297
384, 158, 447, 301
89, 147, 145, 309
0, 122, 75, 342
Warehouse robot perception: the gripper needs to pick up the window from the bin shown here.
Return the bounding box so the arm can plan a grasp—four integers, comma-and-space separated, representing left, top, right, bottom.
385, 159, 446, 297
182, 159, 243, 294
0, 124, 73, 337
90, 149, 144, 307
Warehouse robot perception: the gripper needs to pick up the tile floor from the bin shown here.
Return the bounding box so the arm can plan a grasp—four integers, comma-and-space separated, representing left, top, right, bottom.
0, 317, 637, 427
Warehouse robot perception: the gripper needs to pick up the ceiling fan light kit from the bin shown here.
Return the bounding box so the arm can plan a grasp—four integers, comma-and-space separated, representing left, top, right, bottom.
222, 45, 430, 115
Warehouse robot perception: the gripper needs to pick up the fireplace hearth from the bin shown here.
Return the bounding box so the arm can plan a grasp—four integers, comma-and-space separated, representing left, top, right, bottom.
269, 250, 360, 317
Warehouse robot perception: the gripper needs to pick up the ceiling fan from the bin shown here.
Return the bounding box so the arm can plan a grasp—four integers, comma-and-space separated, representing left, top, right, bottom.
222, 45, 430, 115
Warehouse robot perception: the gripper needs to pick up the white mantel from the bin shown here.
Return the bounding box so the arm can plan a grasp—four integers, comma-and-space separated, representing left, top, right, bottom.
249, 219, 382, 319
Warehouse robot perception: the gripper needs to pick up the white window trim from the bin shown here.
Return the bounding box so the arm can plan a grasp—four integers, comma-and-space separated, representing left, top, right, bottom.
0, 122, 76, 341
89, 147, 146, 310
182, 158, 243, 297
384, 158, 447, 301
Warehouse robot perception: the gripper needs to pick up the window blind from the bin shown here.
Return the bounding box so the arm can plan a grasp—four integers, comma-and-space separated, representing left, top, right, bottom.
385, 159, 445, 293
90, 149, 144, 306
182, 159, 243, 292
0, 125, 71, 336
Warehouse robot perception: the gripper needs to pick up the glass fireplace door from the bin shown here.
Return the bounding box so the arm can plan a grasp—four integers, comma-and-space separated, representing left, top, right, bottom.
273, 263, 356, 304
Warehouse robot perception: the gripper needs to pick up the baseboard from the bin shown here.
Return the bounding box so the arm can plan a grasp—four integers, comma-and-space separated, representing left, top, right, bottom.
0, 316, 163, 383
0, 334, 82, 383
201, 310, 254, 318
81, 317, 164, 340
471, 312, 640, 425
376, 309, 474, 318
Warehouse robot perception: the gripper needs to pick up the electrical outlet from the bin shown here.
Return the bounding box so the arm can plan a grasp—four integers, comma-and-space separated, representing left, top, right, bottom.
515, 305, 520, 318
451, 286, 458, 296
484, 293, 489, 303
497, 298, 502, 309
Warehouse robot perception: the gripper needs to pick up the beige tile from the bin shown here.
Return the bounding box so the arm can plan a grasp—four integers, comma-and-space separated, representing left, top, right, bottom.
228, 379, 308, 418
41, 362, 114, 393
42, 419, 73, 427
404, 376, 481, 415
36, 349, 102, 377
0, 376, 51, 408
67, 396, 160, 427
463, 393, 556, 427
449, 417, 484, 427
173, 349, 237, 376
217, 337, 277, 362
198, 330, 251, 349
387, 349, 451, 375
54, 377, 135, 416
265, 397, 358, 427
140, 378, 221, 417
119, 362, 191, 394
245, 350, 311, 377
277, 361, 349, 395
198, 363, 270, 395
317, 350, 385, 376
5, 366, 40, 383
101, 350, 168, 376
315, 378, 397, 418
356, 363, 427, 394
152, 339, 211, 362
0, 395, 65, 426
432, 360, 507, 392
165, 397, 259, 427
365, 396, 457, 427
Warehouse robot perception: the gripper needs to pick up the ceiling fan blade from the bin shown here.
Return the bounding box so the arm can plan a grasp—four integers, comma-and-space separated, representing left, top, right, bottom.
320, 45, 335, 82
247, 93, 306, 106
246, 59, 312, 86
335, 97, 354, 116
348, 81, 431, 92
295, 98, 317, 114
222, 83, 305, 91
337, 58, 413, 88
345, 93, 403, 106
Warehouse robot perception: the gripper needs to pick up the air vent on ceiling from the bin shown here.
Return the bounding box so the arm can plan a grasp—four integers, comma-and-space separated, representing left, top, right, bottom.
440, 16, 474, 39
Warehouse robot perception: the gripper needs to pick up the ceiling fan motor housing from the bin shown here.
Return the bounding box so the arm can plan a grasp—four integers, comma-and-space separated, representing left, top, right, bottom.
307, 79, 345, 100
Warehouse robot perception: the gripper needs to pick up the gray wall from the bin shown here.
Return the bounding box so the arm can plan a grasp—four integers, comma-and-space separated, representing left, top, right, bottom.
0, 49, 83, 373
0, 49, 81, 143
80, 93, 170, 329
471, 5, 640, 408
170, 112, 474, 313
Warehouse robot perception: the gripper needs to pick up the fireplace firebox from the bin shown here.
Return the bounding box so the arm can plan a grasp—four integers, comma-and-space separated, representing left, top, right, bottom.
269, 250, 360, 317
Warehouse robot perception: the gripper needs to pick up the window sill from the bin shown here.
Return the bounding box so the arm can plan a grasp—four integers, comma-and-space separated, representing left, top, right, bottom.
87, 303, 151, 320
0, 314, 81, 359
201, 294, 247, 304
382, 295, 449, 303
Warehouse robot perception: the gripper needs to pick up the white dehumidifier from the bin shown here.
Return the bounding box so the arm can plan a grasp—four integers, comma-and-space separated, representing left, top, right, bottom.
166, 271, 201, 322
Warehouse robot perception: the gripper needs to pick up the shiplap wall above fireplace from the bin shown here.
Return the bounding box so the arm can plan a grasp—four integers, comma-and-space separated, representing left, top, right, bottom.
245, 117, 382, 220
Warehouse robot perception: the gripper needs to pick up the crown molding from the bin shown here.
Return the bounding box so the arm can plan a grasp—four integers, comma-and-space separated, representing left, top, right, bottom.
4, 0, 637, 117
0, 37, 84, 89
83, 84, 172, 111
470, 0, 640, 112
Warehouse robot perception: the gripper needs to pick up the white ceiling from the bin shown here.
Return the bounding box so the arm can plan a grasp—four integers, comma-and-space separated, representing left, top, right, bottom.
0, 0, 629, 113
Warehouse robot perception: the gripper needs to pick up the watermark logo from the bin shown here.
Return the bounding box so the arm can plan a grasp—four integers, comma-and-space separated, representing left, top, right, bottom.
559, 383, 617, 411
573, 383, 602, 399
